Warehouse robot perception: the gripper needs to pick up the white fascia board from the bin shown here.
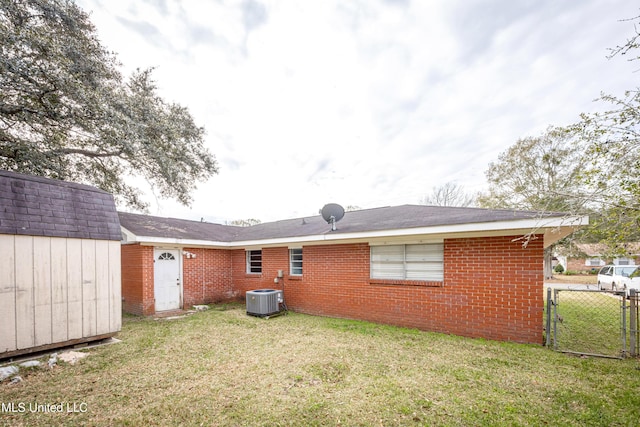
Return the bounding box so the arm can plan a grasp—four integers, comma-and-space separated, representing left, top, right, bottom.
119, 232, 230, 248
120, 226, 136, 243
122, 215, 588, 249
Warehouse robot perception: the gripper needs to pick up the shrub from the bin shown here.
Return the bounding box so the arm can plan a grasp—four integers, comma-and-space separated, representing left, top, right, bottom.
554, 264, 565, 273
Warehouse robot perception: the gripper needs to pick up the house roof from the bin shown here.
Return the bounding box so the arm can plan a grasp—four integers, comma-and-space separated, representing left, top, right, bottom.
0, 170, 121, 240
119, 205, 587, 248
118, 211, 242, 241
574, 242, 640, 257
231, 205, 568, 240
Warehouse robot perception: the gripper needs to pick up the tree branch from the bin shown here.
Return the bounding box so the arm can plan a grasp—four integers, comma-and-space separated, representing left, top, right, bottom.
45, 147, 124, 158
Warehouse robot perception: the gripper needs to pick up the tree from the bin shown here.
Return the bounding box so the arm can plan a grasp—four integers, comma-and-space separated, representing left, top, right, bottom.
477, 126, 588, 213
569, 14, 640, 248
0, 0, 217, 209
421, 181, 475, 207
477, 126, 591, 278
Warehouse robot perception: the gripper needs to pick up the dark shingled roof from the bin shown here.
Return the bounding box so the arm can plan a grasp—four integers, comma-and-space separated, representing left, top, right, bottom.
0, 170, 121, 240
118, 211, 242, 241
119, 205, 567, 243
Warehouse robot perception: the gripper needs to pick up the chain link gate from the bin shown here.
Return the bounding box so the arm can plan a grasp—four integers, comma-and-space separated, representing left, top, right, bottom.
546, 288, 639, 358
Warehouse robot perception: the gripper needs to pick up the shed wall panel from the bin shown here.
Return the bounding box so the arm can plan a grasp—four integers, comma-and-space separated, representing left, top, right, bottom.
0, 235, 16, 353
15, 236, 34, 350
66, 238, 83, 340
81, 239, 97, 338
33, 237, 52, 347
95, 240, 110, 335
1, 235, 121, 358
109, 241, 122, 331
51, 238, 68, 344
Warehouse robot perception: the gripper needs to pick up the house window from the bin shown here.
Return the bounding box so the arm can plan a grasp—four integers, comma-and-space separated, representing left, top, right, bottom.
158, 252, 175, 260
290, 248, 303, 275
586, 258, 603, 267
370, 244, 444, 282
614, 258, 633, 266
246, 250, 262, 274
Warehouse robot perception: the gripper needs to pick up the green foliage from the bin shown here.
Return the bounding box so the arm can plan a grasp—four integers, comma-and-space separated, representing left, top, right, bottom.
477, 126, 588, 212
554, 264, 565, 273
479, 15, 640, 254
565, 15, 640, 249
0, 0, 218, 209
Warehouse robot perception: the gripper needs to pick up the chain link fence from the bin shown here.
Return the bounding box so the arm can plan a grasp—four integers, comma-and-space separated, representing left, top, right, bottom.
546, 288, 639, 359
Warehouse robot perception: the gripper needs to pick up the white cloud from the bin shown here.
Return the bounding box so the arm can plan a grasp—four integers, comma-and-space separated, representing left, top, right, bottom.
77, 0, 639, 223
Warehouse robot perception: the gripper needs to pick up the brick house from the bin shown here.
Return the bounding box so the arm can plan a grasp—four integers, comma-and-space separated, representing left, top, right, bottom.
119, 205, 587, 344
558, 242, 640, 273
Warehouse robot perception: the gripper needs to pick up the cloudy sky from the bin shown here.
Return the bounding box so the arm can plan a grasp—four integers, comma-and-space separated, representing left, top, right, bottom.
76, 0, 638, 223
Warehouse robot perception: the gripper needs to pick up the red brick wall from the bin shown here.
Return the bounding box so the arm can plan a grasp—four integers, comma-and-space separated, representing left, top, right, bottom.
230, 235, 544, 344
566, 258, 595, 273
444, 236, 543, 343
121, 235, 544, 343
182, 247, 234, 307
230, 247, 291, 298
121, 245, 236, 315
121, 244, 154, 316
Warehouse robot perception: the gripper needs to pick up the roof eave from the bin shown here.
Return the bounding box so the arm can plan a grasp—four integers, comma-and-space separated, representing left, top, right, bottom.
121, 215, 588, 249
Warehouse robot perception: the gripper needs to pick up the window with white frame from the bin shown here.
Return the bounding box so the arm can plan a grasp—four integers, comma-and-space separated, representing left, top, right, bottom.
290, 248, 303, 275
370, 243, 444, 281
246, 250, 262, 274
585, 258, 604, 267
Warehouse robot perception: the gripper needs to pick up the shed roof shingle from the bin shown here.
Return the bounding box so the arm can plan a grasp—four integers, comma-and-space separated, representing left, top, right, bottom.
0, 170, 121, 240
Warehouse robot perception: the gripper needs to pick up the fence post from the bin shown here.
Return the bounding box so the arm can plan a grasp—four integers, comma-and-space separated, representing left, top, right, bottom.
546, 288, 552, 347
631, 289, 637, 357
622, 291, 628, 357
553, 289, 559, 350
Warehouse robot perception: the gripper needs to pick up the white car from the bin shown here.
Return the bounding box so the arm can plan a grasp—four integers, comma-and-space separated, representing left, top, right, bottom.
597, 265, 637, 292
625, 268, 640, 294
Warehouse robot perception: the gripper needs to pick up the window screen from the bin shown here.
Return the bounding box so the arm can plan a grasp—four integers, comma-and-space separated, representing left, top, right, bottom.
371, 244, 443, 281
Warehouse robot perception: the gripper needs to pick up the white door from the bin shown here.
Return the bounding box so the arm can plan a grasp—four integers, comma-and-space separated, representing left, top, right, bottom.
154, 249, 181, 311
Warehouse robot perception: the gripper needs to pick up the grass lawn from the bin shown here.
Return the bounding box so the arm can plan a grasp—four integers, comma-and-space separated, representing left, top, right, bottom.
546, 274, 598, 285
2, 304, 639, 426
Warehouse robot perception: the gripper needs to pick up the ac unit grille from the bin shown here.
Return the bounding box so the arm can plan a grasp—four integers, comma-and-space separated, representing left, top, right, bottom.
246, 289, 283, 317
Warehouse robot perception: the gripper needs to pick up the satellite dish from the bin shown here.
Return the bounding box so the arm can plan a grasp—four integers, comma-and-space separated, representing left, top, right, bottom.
321, 203, 345, 231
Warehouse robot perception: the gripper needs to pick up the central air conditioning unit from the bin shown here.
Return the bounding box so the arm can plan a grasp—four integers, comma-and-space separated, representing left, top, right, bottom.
246, 289, 283, 317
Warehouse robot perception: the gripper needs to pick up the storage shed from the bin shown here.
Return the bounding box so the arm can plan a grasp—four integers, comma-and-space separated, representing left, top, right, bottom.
0, 170, 122, 359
